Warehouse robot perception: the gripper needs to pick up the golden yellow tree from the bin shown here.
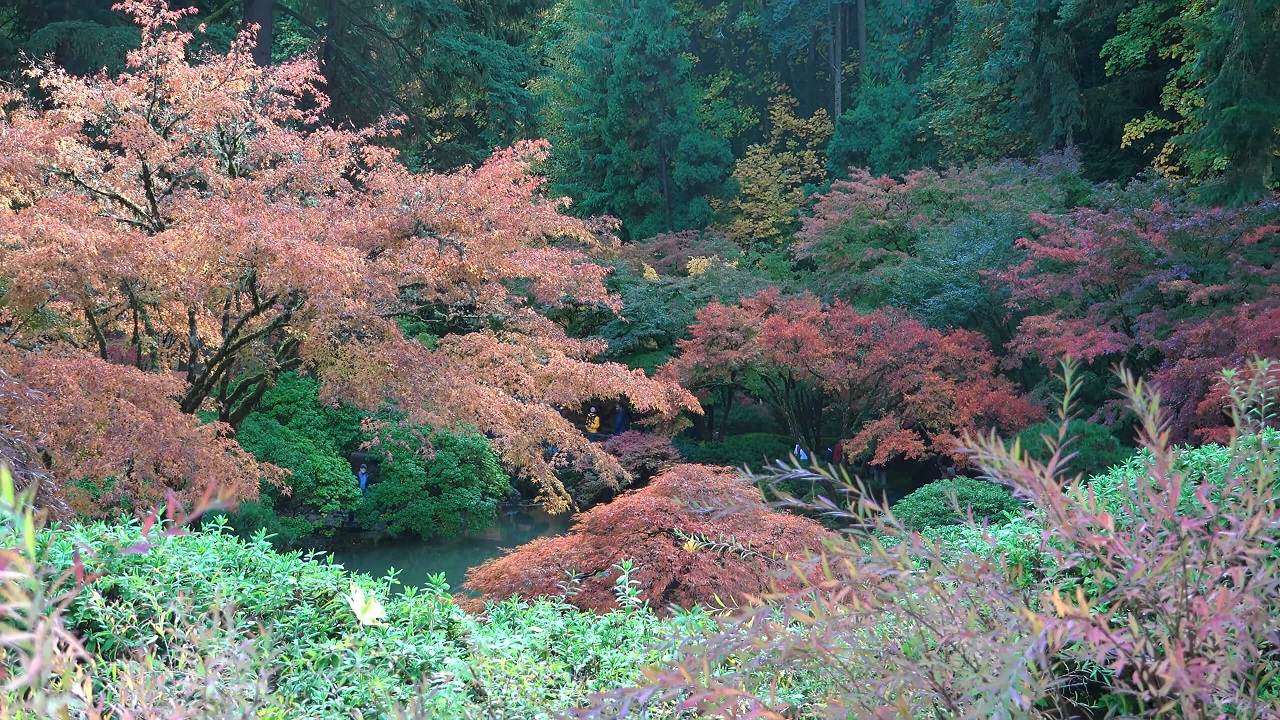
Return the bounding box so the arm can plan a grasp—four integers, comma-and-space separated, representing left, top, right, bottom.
723, 94, 832, 247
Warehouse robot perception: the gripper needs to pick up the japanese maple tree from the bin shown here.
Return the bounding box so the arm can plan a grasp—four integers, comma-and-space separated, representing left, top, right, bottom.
1000, 197, 1280, 440
464, 463, 833, 613
661, 288, 1039, 465
0, 349, 271, 519
601, 430, 681, 481
794, 156, 1090, 305
0, 0, 696, 516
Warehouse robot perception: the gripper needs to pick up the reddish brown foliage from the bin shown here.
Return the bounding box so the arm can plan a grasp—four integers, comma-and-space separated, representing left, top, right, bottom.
601, 431, 682, 481
0, 366, 60, 516
1152, 305, 1280, 442
1000, 198, 1280, 440
795, 168, 960, 263
464, 464, 833, 613
661, 288, 1040, 464
792, 157, 1085, 301
0, 349, 270, 520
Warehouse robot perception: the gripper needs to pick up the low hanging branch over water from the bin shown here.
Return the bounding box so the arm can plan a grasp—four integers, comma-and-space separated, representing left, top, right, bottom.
0, 0, 697, 518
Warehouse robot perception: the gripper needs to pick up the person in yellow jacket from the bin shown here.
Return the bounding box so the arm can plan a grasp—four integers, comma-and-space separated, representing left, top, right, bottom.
585, 406, 601, 434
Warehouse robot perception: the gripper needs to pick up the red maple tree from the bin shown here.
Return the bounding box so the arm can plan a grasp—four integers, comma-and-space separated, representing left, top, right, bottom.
661, 288, 1039, 465
1000, 198, 1280, 440
0, 1, 696, 516
0, 349, 272, 519
1150, 306, 1280, 442
601, 431, 682, 481
463, 464, 833, 613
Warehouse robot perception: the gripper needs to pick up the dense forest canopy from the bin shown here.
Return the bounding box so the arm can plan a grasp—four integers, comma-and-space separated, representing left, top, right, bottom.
0, 1, 1279, 718
3, 0, 1276, 192
0, 0, 1276, 519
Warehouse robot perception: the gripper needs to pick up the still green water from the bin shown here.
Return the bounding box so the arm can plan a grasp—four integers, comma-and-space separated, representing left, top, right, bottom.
327, 506, 574, 593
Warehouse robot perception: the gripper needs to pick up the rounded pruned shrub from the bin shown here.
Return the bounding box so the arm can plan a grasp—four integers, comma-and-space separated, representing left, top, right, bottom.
1014, 418, 1130, 478
358, 426, 511, 540
464, 464, 834, 613
889, 476, 1024, 530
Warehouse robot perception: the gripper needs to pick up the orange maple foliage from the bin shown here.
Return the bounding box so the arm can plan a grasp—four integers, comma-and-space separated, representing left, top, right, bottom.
0, 1, 696, 515
0, 365, 63, 516
464, 464, 833, 613
0, 349, 269, 520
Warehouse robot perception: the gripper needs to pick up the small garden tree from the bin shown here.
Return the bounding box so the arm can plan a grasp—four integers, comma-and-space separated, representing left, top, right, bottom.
1001, 198, 1280, 440
464, 464, 833, 613
889, 476, 1024, 531
661, 288, 1039, 465
601, 431, 681, 482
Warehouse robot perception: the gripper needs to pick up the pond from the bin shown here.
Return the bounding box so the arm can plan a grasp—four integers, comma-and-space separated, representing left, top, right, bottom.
325, 505, 575, 593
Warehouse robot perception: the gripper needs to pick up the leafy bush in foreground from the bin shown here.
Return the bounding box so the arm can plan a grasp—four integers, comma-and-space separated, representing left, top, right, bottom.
35, 520, 712, 718
889, 476, 1024, 530
0, 479, 833, 718
585, 361, 1280, 718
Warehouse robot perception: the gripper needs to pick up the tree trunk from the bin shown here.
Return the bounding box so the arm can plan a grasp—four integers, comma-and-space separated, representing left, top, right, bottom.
855, 0, 866, 68
715, 387, 734, 439
830, 1, 844, 117
244, 0, 274, 66
657, 137, 673, 231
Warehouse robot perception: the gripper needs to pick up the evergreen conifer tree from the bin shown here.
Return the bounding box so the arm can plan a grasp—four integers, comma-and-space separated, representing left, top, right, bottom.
547, 0, 732, 239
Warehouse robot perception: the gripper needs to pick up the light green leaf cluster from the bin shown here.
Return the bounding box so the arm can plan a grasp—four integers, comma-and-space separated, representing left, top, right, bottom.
41, 519, 714, 718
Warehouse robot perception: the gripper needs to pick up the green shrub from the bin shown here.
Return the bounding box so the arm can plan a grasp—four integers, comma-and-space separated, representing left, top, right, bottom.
1082, 429, 1279, 525
358, 426, 511, 541
43, 519, 716, 718
1014, 418, 1130, 478
721, 402, 782, 435
674, 433, 794, 471
216, 496, 315, 549
234, 373, 366, 530
922, 514, 1051, 589
889, 476, 1024, 530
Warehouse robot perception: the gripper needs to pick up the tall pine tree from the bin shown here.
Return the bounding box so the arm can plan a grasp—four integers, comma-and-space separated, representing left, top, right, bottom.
546, 0, 732, 239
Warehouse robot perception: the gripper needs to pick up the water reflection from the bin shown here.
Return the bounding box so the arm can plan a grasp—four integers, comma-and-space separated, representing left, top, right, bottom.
327, 505, 574, 593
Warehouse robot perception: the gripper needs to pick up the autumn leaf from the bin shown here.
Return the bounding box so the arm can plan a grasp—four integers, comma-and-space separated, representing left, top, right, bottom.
343, 583, 387, 627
